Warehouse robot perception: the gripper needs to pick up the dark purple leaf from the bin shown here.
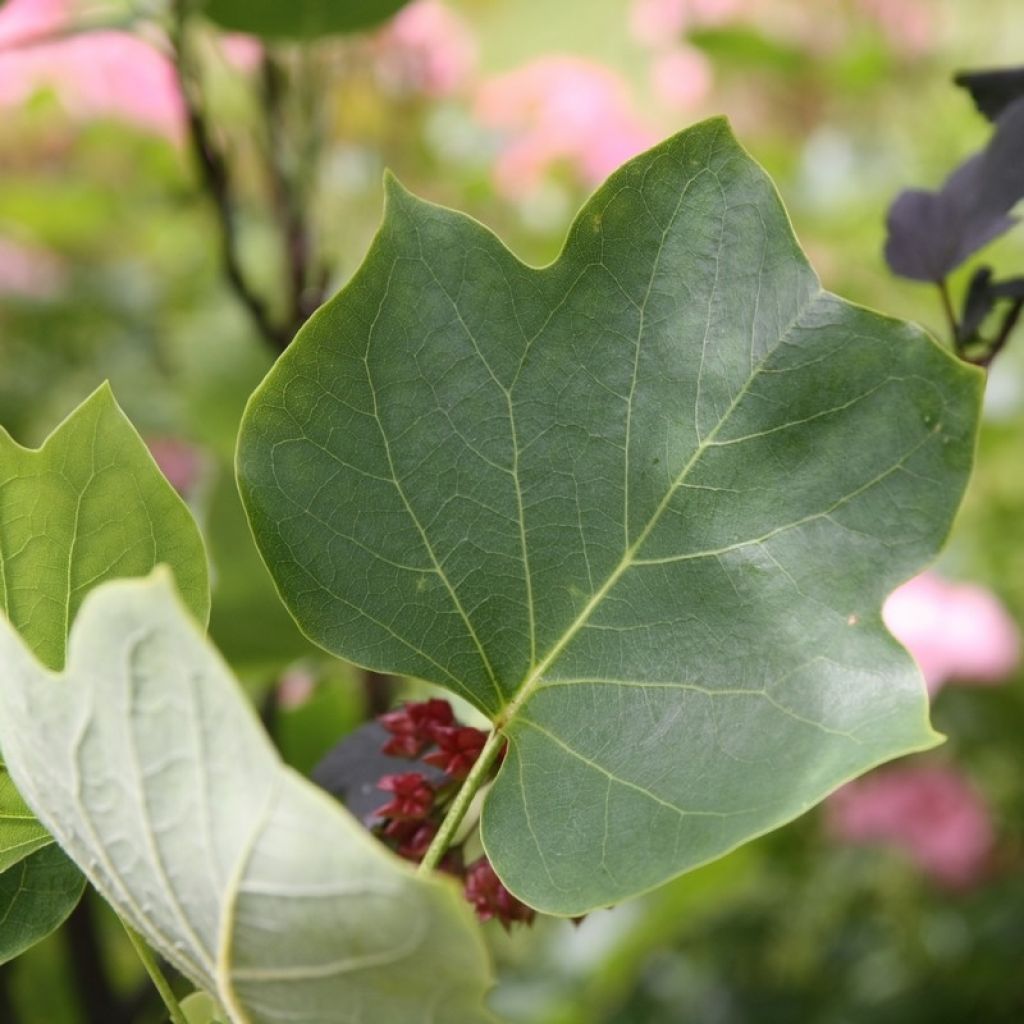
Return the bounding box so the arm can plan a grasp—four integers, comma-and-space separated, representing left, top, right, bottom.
311, 721, 445, 827
885, 97, 1024, 281
955, 66, 1024, 122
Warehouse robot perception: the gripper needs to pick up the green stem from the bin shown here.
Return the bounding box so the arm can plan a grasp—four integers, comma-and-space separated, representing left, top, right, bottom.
120, 919, 189, 1024
418, 729, 505, 874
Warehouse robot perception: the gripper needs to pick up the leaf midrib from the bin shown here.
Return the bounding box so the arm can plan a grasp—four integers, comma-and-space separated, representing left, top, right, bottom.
495, 287, 820, 728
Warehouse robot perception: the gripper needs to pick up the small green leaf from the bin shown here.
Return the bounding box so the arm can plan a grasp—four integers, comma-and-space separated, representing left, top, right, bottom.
0, 382, 209, 671
0, 764, 51, 872
0, 572, 496, 1022
181, 992, 227, 1024
0, 844, 86, 966
201, 0, 411, 39
237, 118, 982, 914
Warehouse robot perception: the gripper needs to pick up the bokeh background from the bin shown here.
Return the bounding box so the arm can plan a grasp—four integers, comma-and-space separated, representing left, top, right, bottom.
1, 0, 1023, 1021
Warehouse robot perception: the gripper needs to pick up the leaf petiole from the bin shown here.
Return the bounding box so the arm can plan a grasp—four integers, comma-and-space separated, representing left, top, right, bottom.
417, 730, 506, 875
120, 918, 190, 1024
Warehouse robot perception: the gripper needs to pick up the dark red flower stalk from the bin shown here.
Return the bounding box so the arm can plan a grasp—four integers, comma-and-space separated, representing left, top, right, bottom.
375, 772, 435, 821
464, 857, 535, 930
424, 725, 489, 780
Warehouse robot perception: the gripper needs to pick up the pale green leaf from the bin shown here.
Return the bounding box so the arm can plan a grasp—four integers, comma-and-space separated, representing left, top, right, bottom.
0, 571, 496, 1023
0, 381, 210, 672
0, 843, 86, 966
236, 118, 982, 914
201, 0, 412, 39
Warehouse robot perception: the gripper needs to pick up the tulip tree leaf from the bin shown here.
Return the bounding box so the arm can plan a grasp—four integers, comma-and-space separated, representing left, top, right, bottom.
0, 384, 211, 957
0, 764, 51, 873
201, 0, 411, 39
0, 572, 496, 1023
0, 843, 86, 966
237, 118, 983, 915
0, 382, 210, 672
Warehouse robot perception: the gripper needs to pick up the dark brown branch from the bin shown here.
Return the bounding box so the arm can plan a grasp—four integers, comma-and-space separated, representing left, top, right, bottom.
170, 3, 291, 353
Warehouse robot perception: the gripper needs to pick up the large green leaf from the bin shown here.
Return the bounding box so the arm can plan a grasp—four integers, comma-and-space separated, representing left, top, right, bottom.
0, 844, 86, 966
0, 384, 211, 953
201, 0, 411, 39
236, 118, 983, 914
0, 571, 495, 1022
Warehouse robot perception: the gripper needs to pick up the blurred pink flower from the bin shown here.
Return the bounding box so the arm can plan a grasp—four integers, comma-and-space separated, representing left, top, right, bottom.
629, 0, 688, 45
629, 0, 744, 47
146, 437, 205, 496
856, 0, 934, 56
884, 572, 1020, 695
650, 44, 712, 111
0, 237, 65, 298
277, 666, 317, 710
220, 34, 263, 74
0, 0, 183, 136
827, 765, 994, 889
475, 56, 656, 198
373, 0, 477, 99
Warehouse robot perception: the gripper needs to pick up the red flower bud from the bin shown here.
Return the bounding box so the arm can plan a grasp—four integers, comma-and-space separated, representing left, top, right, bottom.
424, 725, 489, 780
378, 699, 456, 758
464, 857, 535, 930
374, 772, 435, 821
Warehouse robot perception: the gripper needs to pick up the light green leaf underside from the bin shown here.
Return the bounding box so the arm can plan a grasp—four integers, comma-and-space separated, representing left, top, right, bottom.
237, 118, 982, 914
0, 843, 86, 966
0, 572, 495, 1024
0, 382, 210, 672
202, 0, 412, 39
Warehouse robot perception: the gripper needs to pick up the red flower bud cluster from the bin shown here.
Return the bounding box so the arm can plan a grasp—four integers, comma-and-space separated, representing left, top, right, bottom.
370, 698, 538, 929
379, 698, 454, 757
464, 858, 536, 930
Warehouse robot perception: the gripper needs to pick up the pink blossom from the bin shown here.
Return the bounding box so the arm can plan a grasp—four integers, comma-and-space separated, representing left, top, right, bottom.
373, 0, 477, 99
629, 0, 688, 46
629, 0, 744, 47
884, 572, 1020, 695
475, 57, 656, 199
0, 237, 65, 298
650, 45, 712, 111
0, 0, 183, 136
277, 667, 317, 711
856, 0, 934, 57
220, 34, 263, 74
827, 765, 994, 889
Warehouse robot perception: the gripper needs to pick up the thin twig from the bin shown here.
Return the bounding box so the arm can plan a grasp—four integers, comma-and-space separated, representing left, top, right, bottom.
937, 278, 959, 344
169, 2, 291, 352
976, 297, 1024, 368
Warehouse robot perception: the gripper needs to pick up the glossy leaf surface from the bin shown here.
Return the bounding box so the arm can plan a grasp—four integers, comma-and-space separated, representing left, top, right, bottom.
238, 119, 982, 913
0, 572, 495, 1023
